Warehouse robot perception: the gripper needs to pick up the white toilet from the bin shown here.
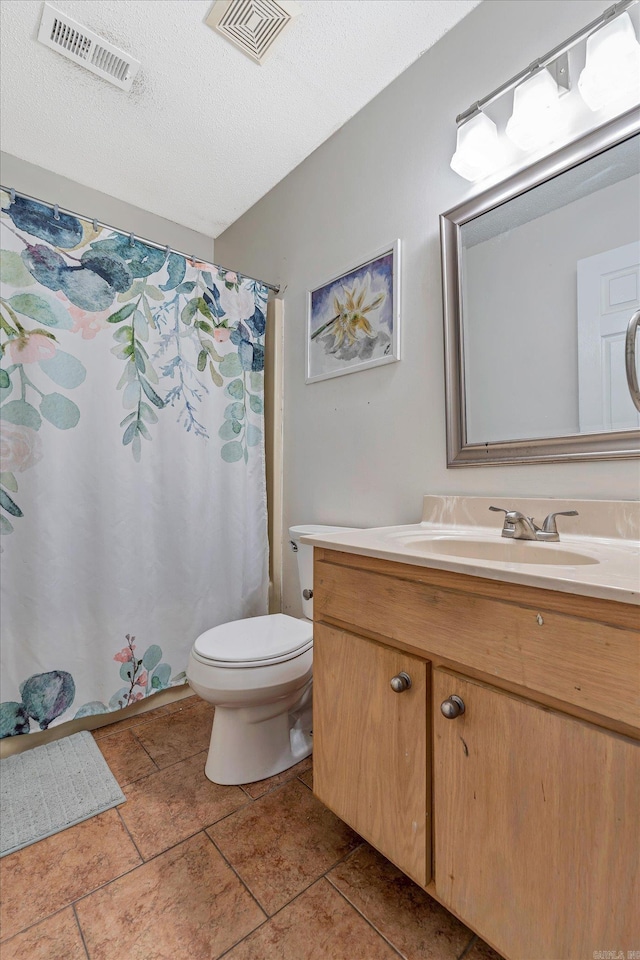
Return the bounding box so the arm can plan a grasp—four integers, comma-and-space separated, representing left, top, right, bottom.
186, 524, 352, 785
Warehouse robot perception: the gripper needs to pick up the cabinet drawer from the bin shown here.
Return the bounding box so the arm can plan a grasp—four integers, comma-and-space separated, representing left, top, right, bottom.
314, 557, 640, 728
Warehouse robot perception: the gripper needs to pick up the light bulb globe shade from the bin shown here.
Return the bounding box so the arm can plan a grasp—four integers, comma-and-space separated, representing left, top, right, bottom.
450, 112, 504, 182
578, 12, 640, 112
505, 69, 566, 152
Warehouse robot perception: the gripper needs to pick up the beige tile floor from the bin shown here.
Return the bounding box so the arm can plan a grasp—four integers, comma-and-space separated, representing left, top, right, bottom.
0, 695, 503, 960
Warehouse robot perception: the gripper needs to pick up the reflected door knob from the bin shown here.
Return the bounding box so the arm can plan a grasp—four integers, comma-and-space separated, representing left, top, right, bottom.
302, 589, 313, 600
441, 695, 465, 719
390, 672, 412, 693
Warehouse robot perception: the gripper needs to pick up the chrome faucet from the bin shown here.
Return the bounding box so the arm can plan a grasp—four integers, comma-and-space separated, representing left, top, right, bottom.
489, 506, 578, 542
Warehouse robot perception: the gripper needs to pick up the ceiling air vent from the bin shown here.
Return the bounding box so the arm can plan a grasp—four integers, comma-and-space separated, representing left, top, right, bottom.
206, 0, 302, 65
37, 3, 141, 92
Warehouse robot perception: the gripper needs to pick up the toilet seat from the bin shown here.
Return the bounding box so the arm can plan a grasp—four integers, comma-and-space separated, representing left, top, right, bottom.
194, 613, 313, 668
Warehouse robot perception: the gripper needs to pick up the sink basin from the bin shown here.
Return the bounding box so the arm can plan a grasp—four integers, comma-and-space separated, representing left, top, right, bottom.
396, 536, 599, 566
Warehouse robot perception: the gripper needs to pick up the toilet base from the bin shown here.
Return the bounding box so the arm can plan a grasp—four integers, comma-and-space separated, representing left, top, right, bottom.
204, 682, 313, 785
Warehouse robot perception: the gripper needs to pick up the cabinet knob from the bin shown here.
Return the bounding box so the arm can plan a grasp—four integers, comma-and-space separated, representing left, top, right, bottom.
302, 589, 313, 600
441, 695, 465, 719
390, 672, 412, 693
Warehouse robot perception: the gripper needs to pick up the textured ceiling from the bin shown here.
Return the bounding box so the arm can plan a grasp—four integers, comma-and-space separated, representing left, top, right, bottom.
0, 0, 481, 238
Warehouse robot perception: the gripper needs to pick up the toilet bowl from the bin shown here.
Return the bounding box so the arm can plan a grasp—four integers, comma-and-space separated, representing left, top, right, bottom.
186, 524, 353, 785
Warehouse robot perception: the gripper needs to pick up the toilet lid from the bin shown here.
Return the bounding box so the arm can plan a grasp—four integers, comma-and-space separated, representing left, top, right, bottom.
193, 614, 313, 666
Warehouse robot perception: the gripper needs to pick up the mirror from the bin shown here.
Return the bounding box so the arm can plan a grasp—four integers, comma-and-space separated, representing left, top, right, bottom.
441, 108, 640, 466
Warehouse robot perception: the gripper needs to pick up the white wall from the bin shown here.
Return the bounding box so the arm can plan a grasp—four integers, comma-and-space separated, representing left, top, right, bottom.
214, 0, 640, 616
0, 152, 214, 262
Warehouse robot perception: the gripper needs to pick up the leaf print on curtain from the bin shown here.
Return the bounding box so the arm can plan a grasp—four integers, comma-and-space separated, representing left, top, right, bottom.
0, 191, 269, 735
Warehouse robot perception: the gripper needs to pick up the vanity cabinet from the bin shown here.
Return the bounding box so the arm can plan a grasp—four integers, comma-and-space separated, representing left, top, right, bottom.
313, 622, 429, 887
433, 669, 638, 960
312, 548, 640, 960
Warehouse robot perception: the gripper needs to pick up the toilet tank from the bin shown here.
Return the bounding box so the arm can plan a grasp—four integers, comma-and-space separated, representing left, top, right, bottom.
288, 524, 355, 620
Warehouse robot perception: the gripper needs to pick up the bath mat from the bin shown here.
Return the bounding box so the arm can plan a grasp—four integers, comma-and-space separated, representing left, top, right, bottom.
0, 730, 125, 857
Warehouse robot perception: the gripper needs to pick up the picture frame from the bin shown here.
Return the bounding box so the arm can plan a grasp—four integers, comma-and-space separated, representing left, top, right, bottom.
305, 240, 400, 383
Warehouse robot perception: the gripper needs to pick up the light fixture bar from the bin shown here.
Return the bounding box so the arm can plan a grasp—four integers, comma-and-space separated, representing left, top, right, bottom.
456, 0, 638, 124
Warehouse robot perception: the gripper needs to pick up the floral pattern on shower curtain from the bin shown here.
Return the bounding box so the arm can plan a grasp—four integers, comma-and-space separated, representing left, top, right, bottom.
0, 192, 269, 737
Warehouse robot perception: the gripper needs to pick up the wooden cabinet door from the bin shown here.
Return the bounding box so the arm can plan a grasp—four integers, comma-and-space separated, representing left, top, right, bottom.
433, 669, 640, 960
313, 623, 429, 886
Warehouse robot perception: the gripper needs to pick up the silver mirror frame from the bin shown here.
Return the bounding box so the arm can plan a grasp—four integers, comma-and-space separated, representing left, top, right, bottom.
440, 106, 640, 467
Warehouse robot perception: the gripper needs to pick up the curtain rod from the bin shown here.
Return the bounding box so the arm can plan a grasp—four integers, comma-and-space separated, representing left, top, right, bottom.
0, 185, 281, 295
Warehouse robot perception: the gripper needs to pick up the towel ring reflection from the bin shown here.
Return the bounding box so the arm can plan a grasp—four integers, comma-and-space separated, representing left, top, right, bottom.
625, 309, 640, 413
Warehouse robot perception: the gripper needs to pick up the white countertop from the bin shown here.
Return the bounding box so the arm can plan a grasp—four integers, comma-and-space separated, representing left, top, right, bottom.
301, 496, 640, 606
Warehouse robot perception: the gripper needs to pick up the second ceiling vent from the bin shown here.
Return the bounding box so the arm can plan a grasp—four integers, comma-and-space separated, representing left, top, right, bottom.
206, 0, 302, 64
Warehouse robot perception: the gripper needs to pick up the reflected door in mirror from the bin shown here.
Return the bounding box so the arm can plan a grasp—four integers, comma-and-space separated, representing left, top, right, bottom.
577, 242, 640, 432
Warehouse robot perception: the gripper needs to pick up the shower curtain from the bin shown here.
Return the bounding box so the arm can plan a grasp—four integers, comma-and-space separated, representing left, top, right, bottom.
0, 192, 269, 737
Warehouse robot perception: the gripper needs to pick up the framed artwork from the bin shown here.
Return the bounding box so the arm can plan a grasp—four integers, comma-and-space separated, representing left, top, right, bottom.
306, 240, 400, 383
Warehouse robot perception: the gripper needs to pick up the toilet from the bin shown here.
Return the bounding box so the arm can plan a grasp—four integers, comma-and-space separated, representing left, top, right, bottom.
186, 524, 352, 785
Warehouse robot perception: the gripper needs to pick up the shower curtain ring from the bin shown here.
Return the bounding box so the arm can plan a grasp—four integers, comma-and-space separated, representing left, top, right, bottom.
93, 218, 98, 231
53, 204, 60, 221
129, 232, 135, 246
164, 245, 170, 260
190, 254, 197, 266
9, 187, 15, 204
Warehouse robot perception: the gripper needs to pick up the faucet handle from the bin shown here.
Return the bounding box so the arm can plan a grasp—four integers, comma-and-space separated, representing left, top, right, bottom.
489, 506, 535, 524
489, 505, 513, 530
539, 510, 579, 539
489, 506, 540, 540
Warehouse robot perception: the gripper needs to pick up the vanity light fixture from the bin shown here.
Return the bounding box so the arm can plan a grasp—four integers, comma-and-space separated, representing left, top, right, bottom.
504, 68, 567, 152
450, 0, 639, 183
578, 12, 640, 111
450, 111, 506, 182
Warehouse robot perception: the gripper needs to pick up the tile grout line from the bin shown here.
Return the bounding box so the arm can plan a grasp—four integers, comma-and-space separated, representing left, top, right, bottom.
205, 778, 366, 919
71, 902, 92, 960
325, 858, 477, 960
66, 827, 230, 922
0, 902, 84, 949
213, 874, 352, 960
214, 920, 270, 960
115, 806, 145, 862
214, 857, 403, 960
296, 772, 312, 791
113, 707, 214, 774
220, 834, 368, 928
92, 695, 200, 742
326, 877, 407, 959
237, 763, 312, 804
109, 784, 255, 867
458, 933, 480, 960
92, 706, 175, 741
200, 797, 255, 833
136, 743, 210, 773
127, 726, 161, 771
100, 745, 212, 794
203, 831, 270, 928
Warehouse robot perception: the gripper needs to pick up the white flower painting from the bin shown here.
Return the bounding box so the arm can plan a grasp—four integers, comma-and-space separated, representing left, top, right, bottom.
306, 241, 400, 383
